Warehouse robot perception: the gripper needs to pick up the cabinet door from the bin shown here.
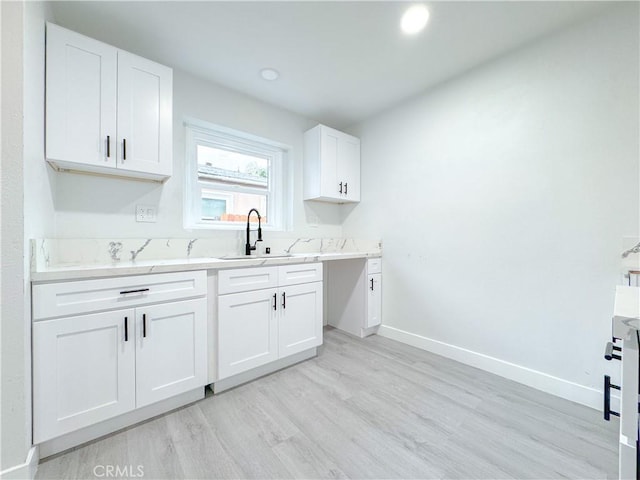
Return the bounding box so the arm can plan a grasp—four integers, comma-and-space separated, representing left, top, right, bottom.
116, 51, 173, 177
319, 126, 360, 203
135, 298, 207, 408
45, 23, 117, 168
319, 127, 341, 200
366, 274, 382, 328
218, 288, 278, 379
339, 134, 361, 202
279, 282, 323, 358
33, 309, 135, 443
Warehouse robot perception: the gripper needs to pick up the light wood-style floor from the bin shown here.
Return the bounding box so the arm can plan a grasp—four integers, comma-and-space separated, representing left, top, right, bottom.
36, 327, 618, 479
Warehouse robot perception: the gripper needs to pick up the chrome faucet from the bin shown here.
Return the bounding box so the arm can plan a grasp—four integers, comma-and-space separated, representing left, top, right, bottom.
245, 208, 263, 255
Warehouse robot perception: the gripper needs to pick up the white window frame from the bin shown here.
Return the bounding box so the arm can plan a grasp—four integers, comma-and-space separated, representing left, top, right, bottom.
184, 120, 291, 231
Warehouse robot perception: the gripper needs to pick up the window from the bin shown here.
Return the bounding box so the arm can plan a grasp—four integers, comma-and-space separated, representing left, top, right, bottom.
184, 121, 290, 230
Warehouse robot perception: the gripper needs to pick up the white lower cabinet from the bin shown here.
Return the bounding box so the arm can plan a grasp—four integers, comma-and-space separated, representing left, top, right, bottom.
279, 282, 323, 357
366, 273, 382, 328
218, 288, 279, 379
135, 299, 207, 408
328, 258, 382, 337
217, 263, 323, 380
33, 309, 136, 443
32, 271, 207, 444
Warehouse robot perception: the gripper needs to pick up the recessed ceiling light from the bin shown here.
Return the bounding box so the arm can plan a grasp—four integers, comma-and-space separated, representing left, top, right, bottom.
260, 68, 279, 81
401, 4, 430, 35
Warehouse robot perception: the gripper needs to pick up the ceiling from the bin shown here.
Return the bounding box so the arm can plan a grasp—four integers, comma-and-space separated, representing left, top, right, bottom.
50, 1, 614, 128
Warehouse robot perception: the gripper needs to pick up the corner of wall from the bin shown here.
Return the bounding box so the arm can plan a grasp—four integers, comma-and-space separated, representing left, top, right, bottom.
0, 446, 39, 480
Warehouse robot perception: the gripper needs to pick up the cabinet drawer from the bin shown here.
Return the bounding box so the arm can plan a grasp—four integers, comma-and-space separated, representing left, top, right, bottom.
367, 258, 382, 274
218, 266, 279, 295
278, 263, 323, 287
33, 271, 207, 320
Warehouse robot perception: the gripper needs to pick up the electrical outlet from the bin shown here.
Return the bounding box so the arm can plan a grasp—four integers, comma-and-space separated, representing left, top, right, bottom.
136, 205, 157, 223
308, 214, 320, 227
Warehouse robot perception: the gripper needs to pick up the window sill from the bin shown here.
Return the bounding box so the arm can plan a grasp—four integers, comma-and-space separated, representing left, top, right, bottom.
184, 222, 284, 232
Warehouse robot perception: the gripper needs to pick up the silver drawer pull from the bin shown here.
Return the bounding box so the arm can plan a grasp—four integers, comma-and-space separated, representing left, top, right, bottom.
119, 288, 149, 295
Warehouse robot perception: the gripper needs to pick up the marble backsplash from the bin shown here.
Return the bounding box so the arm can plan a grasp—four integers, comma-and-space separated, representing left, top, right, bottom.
622, 236, 640, 286
31, 236, 382, 270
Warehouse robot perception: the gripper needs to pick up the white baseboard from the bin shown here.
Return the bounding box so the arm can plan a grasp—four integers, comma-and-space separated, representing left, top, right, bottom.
0, 446, 39, 480
378, 325, 602, 410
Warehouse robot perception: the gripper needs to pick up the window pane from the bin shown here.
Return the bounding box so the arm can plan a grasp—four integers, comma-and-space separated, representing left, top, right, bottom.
201, 198, 227, 221
201, 187, 268, 223
197, 145, 268, 189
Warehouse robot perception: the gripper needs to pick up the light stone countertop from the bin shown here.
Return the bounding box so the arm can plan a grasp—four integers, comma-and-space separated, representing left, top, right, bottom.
613, 286, 640, 339
31, 251, 381, 282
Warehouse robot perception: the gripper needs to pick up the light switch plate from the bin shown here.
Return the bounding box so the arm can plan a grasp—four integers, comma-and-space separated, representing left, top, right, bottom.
136, 205, 157, 223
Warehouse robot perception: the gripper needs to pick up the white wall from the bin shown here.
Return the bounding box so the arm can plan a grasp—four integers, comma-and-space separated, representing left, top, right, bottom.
343, 4, 639, 406
1, 0, 28, 472
52, 69, 342, 241
24, 2, 55, 241
20, 1, 56, 473
1, 1, 55, 475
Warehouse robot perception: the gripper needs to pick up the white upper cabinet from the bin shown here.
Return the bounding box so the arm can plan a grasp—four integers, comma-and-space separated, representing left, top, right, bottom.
116, 51, 172, 178
45, 23, 173, 182
45, 23, 117, 170
304, 124, 361, 203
